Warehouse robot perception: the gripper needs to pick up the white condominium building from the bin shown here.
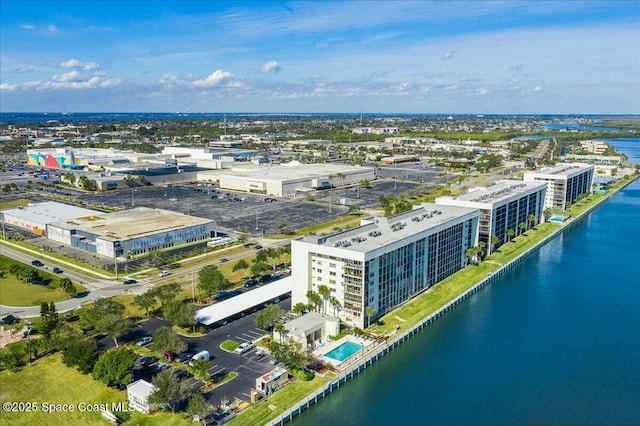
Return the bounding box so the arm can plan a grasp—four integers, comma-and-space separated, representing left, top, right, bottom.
291, 203, 479, 329
435, 179, 547, 251
523, 163, 594, 211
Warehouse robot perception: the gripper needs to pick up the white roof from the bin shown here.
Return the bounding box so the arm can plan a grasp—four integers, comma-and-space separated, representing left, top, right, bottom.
195, 277, 293, 326
1, 201, 100, 225
127, 379, 157, 398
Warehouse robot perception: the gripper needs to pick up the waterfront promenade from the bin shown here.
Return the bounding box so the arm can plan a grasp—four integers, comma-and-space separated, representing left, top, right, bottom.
261, 172, 640, 426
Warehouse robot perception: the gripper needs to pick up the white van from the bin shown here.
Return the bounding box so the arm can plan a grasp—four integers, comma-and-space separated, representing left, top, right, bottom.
189, 350, 210, 366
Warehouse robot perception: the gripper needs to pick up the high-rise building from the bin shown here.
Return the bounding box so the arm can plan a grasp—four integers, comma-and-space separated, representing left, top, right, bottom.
435, 179, 547, 251
523, 163, 594, 210
291, 203, 479, 329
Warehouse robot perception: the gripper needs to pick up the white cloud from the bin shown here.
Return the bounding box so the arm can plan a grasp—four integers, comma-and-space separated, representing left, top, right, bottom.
61, 59, 100, 70
47, 24, 58, 33
474, 88, 489, 96
53, 71, 83, 82
100, 78, 123, 88
191, 70, 234, 88
0, 83, 18, 92
316, 42, 328, 49
20, 24, 35, 30
13, 65, 34, 74
533, 85, 544, 92
443, 51, 455, 59
261, 61, 281, 73
40, 76, 101, 90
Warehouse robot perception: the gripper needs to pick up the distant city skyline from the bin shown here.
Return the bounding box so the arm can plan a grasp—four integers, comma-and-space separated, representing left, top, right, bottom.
1, 1, 638, 114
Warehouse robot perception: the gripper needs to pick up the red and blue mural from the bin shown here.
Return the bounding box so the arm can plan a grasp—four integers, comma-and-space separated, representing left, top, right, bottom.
27, 151, 88, 169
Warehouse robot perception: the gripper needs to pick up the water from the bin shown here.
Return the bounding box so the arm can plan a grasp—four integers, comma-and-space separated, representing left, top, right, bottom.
324, 341, 363, 362
293, 144, 640, 425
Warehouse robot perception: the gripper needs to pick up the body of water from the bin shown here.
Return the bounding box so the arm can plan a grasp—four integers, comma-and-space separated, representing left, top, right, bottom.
293, 141, 640, 425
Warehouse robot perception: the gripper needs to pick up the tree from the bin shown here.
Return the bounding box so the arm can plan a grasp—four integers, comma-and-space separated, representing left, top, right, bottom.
232, 259, 250, 278
478, 241, 486, 260
82, 297, 130, 347
40, 301, 60, 337
149, 283, 181, 309
144, 251, 169, 268
149, 369, 186, 414
317, 285, 330, 314
543, 208, 552, 221
99, 313, 131, 348
186, 393, 212, 423
133, 292, 157, 316
277, 222, 289, 234
518, 222, 527, 235
59, 278, 76, 298
274, 324, 286, 344
255, 304, 285, 330
62, 337, 99, 374
164, 301, 195, 329
92, 347, 137, 387
306, 290, 322, 312
329, 296, 340, 318
506, 229, 515, 242
190, 357, 211, 382
348, 204, 361, 215
198, 265, 230, 298
268, 340, 313, 370
527, 214, 536, 230
465, 247, 477, 266
151, 326, 187, 355
0, 345, 24, 371
365, 306, 376, 328
490, 235, 500, 255
251, 261, 271, 277
292, 302, 307, 316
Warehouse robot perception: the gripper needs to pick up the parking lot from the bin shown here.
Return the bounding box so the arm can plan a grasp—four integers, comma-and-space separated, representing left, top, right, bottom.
110, 296, 291, 408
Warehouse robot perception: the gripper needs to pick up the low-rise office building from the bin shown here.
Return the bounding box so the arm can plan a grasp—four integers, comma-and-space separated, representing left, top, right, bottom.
0, 201, 100, 236
46, 207, 216, 259
435, 180, 547, 250
291, 203, 479, 329
523, 163, 594, 210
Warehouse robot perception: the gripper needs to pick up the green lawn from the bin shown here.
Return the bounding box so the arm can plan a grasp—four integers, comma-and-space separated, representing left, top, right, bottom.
0, 199, 29, 210
227, 375, 328, 426
0, 256, 86, 306
220, 340, 240, 352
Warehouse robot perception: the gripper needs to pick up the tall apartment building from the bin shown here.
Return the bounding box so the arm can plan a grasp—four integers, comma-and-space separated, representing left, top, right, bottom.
435, 179, 547, 250
523, 163, 594, 210
291, 203, 479, 329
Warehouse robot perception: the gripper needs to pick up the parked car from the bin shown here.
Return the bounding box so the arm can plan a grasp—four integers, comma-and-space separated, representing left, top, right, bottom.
123, 279, 137, 285
139, 356, 158, 366
64, 312, 79, 322
234, 342, 255, 355
253, 245, 263, 250
52, 267, 63, 274
174, 352, 193, 363
31, 260, 44, 267
159, 270, 171, 277
189, 350, 210, 366
136, 336, 153, 346
219, 258, 229, 263
244, 279, 257, 288
259, 274, 272, 284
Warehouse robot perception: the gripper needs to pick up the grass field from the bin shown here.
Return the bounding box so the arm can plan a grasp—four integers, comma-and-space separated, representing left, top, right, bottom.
0, 256, 86, 306
227, 374, 328, 426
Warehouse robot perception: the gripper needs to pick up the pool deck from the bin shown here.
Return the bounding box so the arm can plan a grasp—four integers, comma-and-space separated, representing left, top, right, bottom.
313, 334, 375, 367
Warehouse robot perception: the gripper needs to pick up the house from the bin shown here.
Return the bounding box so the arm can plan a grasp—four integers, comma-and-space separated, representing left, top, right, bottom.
255, 366, 289, 396
274, 312, 340, 347
127, 379, 158, 413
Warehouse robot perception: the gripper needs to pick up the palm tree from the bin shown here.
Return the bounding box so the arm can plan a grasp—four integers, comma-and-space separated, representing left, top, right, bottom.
490, 235, 500, 255
506, 229, 515, 242
292, 302, 307, 316
317, 285, 330, 314
527, 214, 536, 230
478, 241, 486, 261
543, 208, 552, 221
274, 323, 286, 344
365, 306, 376, 328
465, 247, 476, 266
518, 222, 527, 236
329, 296, 340, 318
306, 290, 322, 312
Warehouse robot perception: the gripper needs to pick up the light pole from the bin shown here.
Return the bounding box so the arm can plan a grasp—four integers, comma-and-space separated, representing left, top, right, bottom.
131, 189, 136, 207
255, 212, 259, 230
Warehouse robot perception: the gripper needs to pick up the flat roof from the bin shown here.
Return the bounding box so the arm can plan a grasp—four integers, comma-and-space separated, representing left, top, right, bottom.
1, 201, 101, 225
449, 180, 546, 203
284, 312, 338, 334
301, 203, 478, 253
49, 207, 213, 241
531, 163, 593, 176
219, 162, 373, 181
195, 278, 292, 326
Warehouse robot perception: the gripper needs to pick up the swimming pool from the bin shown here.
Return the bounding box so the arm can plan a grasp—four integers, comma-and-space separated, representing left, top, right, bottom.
549, 215, 568, 223
324, 341, 363, 362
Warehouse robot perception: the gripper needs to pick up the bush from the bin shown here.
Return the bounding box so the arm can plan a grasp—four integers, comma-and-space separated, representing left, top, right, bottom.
290, 367, 314, 381
353, 327, 363, 335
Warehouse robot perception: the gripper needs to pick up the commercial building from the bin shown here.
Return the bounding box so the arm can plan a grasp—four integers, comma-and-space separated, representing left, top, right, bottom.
0, 201, 100, 236
203, 162, 374, 197
580, 140, 608, 155
46, 207, 216, 259
291, 203, 479, 329
273, 312, 340, 347
435, 180, 547, 250
523, 163, 595, 210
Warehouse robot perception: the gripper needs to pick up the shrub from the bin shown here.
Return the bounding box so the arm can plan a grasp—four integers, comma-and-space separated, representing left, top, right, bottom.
290, 367, 314, 381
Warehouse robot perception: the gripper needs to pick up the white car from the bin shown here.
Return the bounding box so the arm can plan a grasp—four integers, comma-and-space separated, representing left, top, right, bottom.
159, 270, 171, 277
234, 342, 255, 355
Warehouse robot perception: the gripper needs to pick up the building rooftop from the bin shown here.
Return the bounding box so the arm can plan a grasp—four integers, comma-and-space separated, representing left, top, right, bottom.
284, 312, 339, 335
1, 201, 101, 225
301, 203, 478, 253
449, 180, 546, 204
219, 162, 373, 181
49, 207, 212, 241
530, 163, 593, 176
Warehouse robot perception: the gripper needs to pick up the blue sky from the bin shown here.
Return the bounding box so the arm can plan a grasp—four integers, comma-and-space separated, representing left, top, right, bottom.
1, 1, 638, 114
